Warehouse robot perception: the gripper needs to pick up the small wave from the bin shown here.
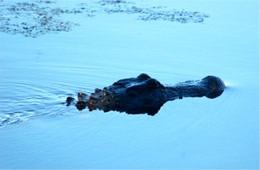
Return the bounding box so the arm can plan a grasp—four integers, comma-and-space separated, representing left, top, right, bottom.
0, 81, 77, 128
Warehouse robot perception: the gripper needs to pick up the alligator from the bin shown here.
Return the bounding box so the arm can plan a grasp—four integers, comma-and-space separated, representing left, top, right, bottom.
66, 73, 225, 116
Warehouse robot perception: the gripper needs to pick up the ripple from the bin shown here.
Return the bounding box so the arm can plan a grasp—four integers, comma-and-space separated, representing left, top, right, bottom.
0, 62, 120, 128
0, 81, 74, 128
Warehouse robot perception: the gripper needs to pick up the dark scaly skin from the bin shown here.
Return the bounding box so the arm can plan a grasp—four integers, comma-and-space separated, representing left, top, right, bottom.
66, 73, 225, 116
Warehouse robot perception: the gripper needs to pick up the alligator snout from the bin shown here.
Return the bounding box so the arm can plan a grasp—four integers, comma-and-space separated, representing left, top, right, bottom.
200, 76, 225, 99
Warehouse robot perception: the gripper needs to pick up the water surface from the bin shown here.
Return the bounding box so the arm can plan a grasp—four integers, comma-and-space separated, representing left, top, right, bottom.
0, 0, 259, 169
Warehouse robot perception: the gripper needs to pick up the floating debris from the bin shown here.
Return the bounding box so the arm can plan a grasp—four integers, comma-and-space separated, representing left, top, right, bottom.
0, 0, 209, 37
0, 2, 79, 37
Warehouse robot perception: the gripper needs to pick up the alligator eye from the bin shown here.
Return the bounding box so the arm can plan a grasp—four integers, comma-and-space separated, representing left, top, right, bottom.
145, 78, 160, 90
146, 78, 165, 90
137, 73, 150, 80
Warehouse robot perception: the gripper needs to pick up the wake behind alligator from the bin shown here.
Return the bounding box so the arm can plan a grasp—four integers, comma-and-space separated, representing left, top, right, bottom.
66, 73, 225, 116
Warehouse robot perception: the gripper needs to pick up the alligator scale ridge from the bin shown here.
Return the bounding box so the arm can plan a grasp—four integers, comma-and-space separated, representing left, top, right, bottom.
66, 73, 225, 116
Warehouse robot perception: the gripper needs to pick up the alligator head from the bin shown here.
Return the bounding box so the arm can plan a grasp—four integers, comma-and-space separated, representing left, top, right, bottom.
66, 73, 225, 116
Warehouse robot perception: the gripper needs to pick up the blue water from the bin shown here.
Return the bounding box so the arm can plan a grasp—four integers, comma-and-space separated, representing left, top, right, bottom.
0, 0, 259, 169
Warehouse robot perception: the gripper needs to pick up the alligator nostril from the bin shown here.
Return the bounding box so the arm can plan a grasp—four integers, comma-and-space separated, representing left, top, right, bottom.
201, 76, 225, 99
